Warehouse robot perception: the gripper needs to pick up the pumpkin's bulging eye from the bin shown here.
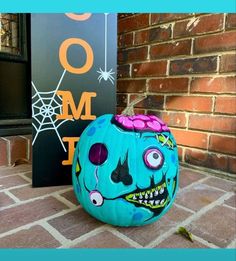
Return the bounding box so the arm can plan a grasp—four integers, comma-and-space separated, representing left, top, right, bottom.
144, 148, 164, 169
89, 190, 104, 206
89, 143, 108, 165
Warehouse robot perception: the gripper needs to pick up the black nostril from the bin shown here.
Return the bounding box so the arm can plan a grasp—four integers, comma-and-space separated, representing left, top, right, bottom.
111, 153, 133, 186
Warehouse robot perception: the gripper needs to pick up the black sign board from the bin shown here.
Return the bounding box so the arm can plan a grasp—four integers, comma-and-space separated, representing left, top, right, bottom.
31, 14, 117, 187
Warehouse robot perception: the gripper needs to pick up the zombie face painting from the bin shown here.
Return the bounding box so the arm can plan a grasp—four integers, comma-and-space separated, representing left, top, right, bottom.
72, 114, 179, 226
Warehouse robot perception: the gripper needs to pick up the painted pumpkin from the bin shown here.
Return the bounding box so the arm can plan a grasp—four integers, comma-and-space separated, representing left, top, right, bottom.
72, 114, 179, 226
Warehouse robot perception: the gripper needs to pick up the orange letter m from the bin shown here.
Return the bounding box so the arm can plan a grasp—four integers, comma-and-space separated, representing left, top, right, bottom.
56, 91, 97, 120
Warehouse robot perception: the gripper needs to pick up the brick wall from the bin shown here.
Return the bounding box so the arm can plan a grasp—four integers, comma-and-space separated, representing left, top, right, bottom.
0, 136, 32, 166
117, 13, 236, 177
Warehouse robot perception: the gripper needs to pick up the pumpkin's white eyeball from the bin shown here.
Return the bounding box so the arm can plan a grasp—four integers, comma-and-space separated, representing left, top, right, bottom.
89, 190, 104, 206
144, 148, 164, 169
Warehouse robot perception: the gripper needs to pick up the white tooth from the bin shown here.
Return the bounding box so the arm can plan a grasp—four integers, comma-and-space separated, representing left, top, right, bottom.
149, 200, 154, 205
145, 193, 148, 199
154, 190, 159, 196
155, 200, 160, 205
144, 200, 148, 204
160, 199, 165, 205
139, 200, 143, 204
149, 192, 153, 198
159, 188, 164, 194
139, 193, 143, 199
133, 195, 137, 200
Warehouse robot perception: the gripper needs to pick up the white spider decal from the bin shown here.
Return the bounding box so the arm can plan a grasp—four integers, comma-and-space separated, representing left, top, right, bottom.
97, 13, 115, 85
97, 68, 115, 84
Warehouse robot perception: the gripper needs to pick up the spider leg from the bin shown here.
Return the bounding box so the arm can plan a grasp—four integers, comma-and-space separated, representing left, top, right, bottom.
109, 75, 115, 80
108, 76, 114, 85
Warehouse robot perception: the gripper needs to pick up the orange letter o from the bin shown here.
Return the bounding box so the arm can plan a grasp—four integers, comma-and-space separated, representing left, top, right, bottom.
65, 13, 92, 21
59, 38, 94, 74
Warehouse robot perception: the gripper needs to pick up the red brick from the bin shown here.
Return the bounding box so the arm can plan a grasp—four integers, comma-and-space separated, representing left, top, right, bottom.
228, 157, 236, 174
4, 136, 27, 165
170, 56, 217, 75
146, 110, 187, 128
72, 231, 133, 248
117, 205, 192, 246
190, 77, 236, 94
117, 79, 146, 93
10, 185, 70, 201
130, 95, 164, 109
179, 168, 207, 189
204, 177, 235, 192
166, 96, 213, 113
0, 192, 15, 208
134, 26, 172, 45
171, 129, 208, 149
0, 138, 8, 166
118, 14, 149, 33
117, 93, 128, 107
118, 32, 133, 48
215, 96, 236, 115
209, 135, 236, 155
160, 111, 187, 128
0, 164, 31, 177
0, 175, 29, 190
149, 78, 189, 93
117, 64, 130, 78
189, 114, 236, 134
174, 14, 224, 38
48, 208, 102, 240
118, 14, 134, 20
150, 40, 191, 59
132, 61, 167, 77
134, 29, 149, 45
224, 195, 236, 208
0, 197, 68, 233
184, 149, 229, 173
177, 146, 183, 160
194, 31, 236, 54
226, 14, 236, 29
60, 190, 78, 205
188, 205, 236, 247
0, 225, 60, 248
220, 54, 236, 73
176, 183, 224, 211
116, 107, 125, 114
118, 46, 148, 64
151, 14, 191, 25
155, 233, 208, 248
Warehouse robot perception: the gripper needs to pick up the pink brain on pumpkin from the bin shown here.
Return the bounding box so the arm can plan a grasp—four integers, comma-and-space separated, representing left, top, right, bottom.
114, 115, 170, 132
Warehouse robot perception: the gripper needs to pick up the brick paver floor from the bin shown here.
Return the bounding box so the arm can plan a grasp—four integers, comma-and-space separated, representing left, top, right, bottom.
0, 164, 235, 248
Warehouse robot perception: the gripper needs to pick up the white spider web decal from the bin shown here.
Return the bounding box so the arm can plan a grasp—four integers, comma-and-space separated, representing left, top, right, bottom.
32, 69, 72, 152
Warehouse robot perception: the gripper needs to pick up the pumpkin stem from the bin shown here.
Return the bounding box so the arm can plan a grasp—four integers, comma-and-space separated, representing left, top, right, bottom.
122, 93, 147, 116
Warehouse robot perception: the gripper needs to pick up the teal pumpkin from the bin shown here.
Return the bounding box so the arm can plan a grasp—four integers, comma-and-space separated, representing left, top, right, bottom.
72, 114, 179, 226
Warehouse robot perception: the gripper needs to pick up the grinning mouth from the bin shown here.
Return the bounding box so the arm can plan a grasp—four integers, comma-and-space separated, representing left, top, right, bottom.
122, 176, 177, 215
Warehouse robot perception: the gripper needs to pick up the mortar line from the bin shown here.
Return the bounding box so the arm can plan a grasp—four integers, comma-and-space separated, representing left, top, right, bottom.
192, 234, 220, 248
0, 207, 80, 239
0, 187, 74, 211
3, 190, 21, 203
146, 191, 234, 248
0, 171, 32, 180
40, 221, 71, 246
52, 194, 78, 209
106, 227, 144, 248
173, 202, 195, 214
18, 173, 32, 183
226, 238, 236, 248
59, 225, 108, 248
0, 184, 29, 193
1, 137, 10, 166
